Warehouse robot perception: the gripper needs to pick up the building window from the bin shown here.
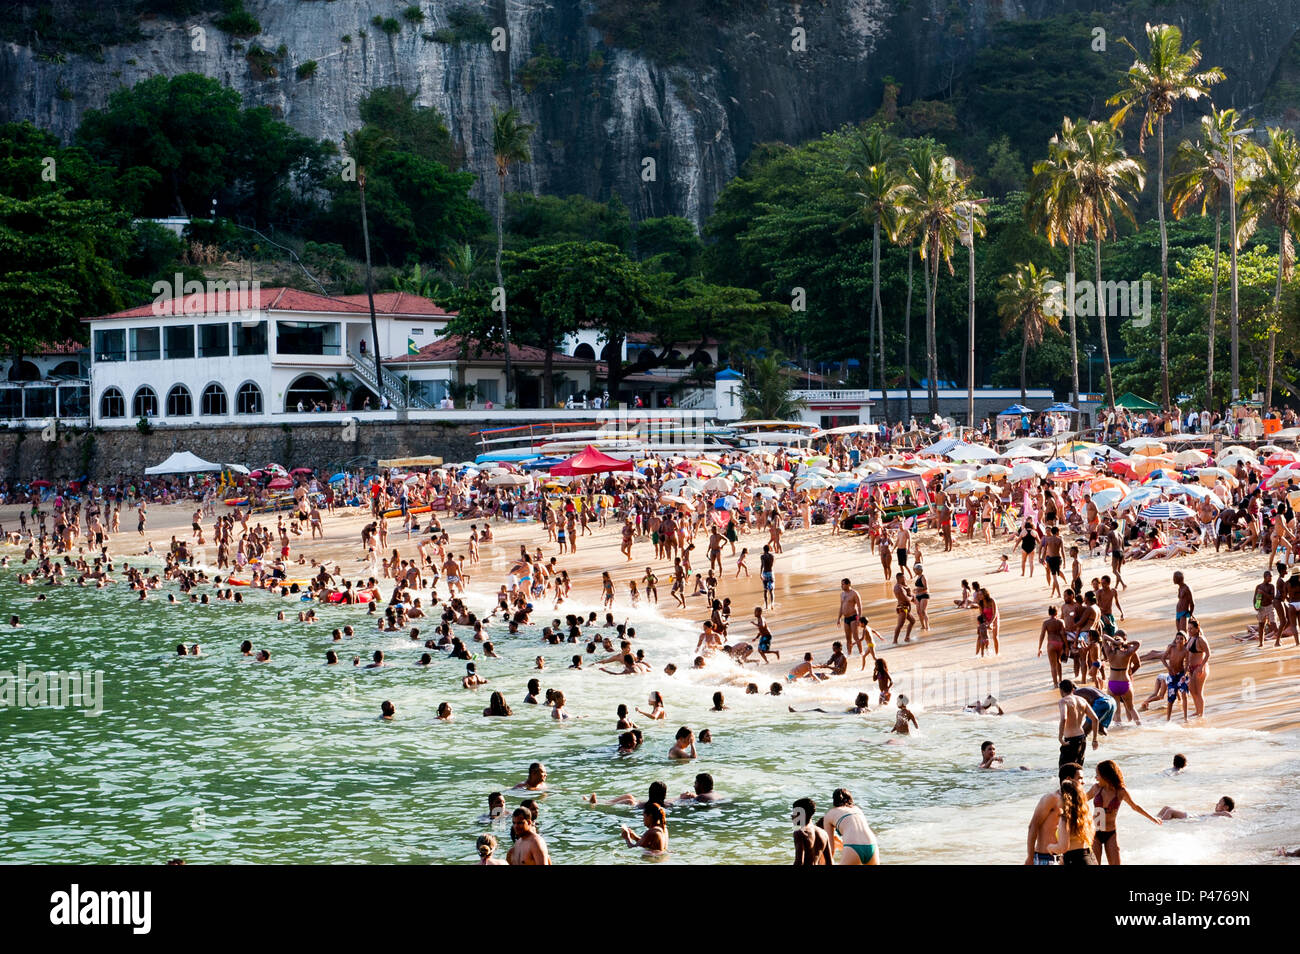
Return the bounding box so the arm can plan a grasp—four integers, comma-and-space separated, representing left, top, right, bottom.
475, 379, 499, 405
276, 321, 341, 356
164, 325, 195, 360
132, 385, 158, 418
235, 382, 263, 415
233, 321, 267, 356
284, 374, 332, 411
166, 384, 193, 417
58, 385, 89, 417
99, 387, 125, 419
129, 327, 161, 361
93, 329, 126, 363
199, 323, 230, 358
24, 387, 55, 418
201, 383, 228, 416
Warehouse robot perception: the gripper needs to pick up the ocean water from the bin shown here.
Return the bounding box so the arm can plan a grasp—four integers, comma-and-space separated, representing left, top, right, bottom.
1, 563, 1297, 864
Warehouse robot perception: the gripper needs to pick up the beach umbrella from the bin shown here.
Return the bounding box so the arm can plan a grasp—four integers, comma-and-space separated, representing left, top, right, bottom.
489, 473, 528, 486
1272, 427, 1300, 441
267, 477, 292, 490
1121, 437, 1168, 452
753, 486, 779, 500
1044, 402, 1078, 413
1171, 449, 1209, 468
1132, 455, 1174, 477
946, 479, 992, 494
1217, 452, 1255, 468
945, 442, 1001, 462
1009, 460, 1049, 482
1129, 443, 1170, 457
31, 479, 51, 488
328, 473, 347, 483
796, 475, 831, 490
999, 403, 1034, 415
1259, 444, 1285, 454
1139, 500, 1197, 521
1265, 467, 1300, 488
1222, 445, 1258, 458
660, 494, 690, 506
945, 465, 978, 483
714, 496, 735, 510
758, 471, 790, 485
1266, 452, 1297, 467
1193, 466, 1237, 486
1004, 443, 1051, 458
973, 463, 1012, 480
290, 467, 313, 475
1089, 476, 1125, 493
834, 480, 862, 493
1091, 488, 1125, 511
1118, 486, 1164, 511
1168, 484, 1223, 508
703, 476, 734, 493
249, 470, 265, 479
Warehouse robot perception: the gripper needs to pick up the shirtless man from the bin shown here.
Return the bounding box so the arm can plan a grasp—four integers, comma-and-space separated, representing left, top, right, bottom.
1073, 593, 1099, 679
1042, 525, 1065, 597
837, 578, 864, 657
506, 808, 551, 865
513, 762, 548, 791
1254, 570, 1279, 646
792, 797, 833, 865
1096, 576, 1124, 636
1102, 632, 1143, 725
1025, 764, 1078, 865
892, 573, 916, 643
1057, 679, 1098, 767
1184, 617, 1211, 719
1173, 571, 1195, 634
788, 652, 827, 683
892, 521, 912, 580
1037, 606, 1067, 687
1103, 521, 1126, 589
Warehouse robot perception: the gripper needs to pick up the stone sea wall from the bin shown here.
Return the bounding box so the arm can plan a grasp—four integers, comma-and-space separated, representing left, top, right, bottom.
0, 420, 521, 483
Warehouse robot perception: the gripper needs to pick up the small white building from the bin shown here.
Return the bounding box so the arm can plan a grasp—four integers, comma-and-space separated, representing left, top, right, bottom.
83, 286, 454, 423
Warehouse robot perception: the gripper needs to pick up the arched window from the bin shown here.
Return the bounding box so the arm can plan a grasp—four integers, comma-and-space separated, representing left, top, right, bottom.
688, 349, 713, 366
201, 383, 228, 416
166, 384, 192, 417
284, 373, 331, 412
132, 385, 158, 418
99, 387, 125, 419
7, 359, 40, 382
572, 343, 596, 361
235, 382, 263, 415
50, 360, 82, 377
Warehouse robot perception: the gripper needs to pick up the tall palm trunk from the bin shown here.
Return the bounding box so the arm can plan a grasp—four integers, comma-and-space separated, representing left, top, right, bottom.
1157, 118, 1171, 409
1067, 240, 1081, 428
1207, 203, 1221, 405
1267, 230, 1286, 411
924, 240, 938, 416
1096, 234, 1117, 412
904, 244, 914, 422
358, 180, 383, 396
496, 171, 513, 404
872, 221, 886, 417
1019, 327, 1029, 402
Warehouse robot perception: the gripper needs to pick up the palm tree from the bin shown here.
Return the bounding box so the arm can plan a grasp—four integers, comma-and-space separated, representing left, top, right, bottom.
1238, 127, 1300, 411
1027, 117, 1088, 416
997, 263, 1061, 401
847, 126, 907, 413
325, 372, 356, 406
491, 106, 537, 405
901, 144, 984, 416
342, 127, 395, 391
1168, 108, 1244, 405
443, 241, 479, 289
1072, 121, 1146, 412
1107, 22, 1224, 408
740, 354, 809, 420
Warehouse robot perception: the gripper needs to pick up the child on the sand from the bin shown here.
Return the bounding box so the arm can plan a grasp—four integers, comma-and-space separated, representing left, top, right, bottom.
954, 579, 974, 607
996, 554, 1010, 573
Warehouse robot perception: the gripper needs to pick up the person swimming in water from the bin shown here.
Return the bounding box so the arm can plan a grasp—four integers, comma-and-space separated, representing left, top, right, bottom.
889, 695, 919, 735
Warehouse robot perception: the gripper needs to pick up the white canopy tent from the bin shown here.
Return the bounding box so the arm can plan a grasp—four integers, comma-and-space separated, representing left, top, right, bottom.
144, 451, 224, 475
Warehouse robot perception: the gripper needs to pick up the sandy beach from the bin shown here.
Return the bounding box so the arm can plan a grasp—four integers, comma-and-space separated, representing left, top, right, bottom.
12, 498, 1295, 735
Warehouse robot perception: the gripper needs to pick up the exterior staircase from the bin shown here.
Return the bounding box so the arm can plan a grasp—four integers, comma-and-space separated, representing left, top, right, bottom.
348, 350, 433, 410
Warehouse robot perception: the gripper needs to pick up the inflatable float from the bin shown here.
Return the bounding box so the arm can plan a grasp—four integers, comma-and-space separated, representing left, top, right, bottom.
382, 504, 432, 519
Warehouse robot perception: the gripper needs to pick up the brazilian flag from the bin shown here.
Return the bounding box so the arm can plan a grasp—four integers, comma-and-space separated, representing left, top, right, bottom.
408, 338, 419, 355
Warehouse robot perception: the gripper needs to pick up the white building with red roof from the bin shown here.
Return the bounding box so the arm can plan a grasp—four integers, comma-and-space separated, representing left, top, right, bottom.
83, 284, 454, 423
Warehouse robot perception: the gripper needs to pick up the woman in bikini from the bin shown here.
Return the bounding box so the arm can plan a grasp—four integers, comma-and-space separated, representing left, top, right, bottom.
912, 563, 931, 631
1103, 635, 1143, 725
821, 788, 880, 865
1087, 759, 1161, 865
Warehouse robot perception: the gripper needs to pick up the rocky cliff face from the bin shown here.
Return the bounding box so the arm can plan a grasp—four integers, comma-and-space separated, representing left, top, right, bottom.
3, 0, 1297, 226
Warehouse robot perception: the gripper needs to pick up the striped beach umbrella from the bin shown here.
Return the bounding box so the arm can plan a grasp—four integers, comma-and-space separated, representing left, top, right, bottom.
1138, 501, 1197, 521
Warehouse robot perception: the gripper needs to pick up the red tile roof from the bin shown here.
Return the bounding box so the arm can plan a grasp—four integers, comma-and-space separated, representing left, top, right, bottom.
387, 335, 596, 367
84, 286, 455, 321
